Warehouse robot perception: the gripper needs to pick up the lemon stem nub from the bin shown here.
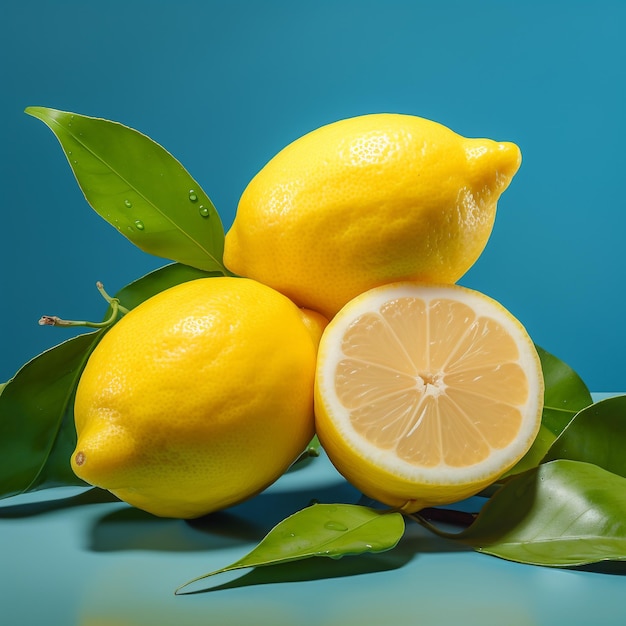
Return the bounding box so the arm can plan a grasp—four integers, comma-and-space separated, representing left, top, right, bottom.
74, 451, 86, 466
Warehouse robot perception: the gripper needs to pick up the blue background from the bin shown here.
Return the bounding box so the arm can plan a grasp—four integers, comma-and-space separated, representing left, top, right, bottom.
1, 0, 624, 391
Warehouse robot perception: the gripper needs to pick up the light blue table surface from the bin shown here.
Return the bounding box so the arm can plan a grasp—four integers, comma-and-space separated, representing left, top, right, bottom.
1, 394, 623, 626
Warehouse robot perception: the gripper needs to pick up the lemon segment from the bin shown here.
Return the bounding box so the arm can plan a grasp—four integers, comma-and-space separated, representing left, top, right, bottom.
224, 113, 522, 319
314, 282, 543, 513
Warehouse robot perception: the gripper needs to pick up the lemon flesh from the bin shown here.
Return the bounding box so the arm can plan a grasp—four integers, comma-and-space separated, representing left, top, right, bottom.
224, 113, 521, 319
314, 282, 543, 513
72, 277, 325, 518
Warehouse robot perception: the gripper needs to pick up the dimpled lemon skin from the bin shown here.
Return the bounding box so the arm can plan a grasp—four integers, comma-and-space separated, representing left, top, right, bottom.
72, 277, 326, 519
224, 113, 522, 319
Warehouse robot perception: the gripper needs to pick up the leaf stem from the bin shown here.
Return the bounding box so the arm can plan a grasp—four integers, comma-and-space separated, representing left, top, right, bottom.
407, 507, 478, 539
38, 281, 130, 329
419, 507, 478, 527
39, 299, 121, 329
96, 281, 130, 315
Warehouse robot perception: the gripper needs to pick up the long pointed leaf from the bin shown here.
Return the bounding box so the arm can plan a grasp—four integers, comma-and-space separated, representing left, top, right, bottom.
109, 262, 218, 313
537, 345, 592, 435
456, 460, 626, 567
0, 332, 102, 498
25, 107, 227, 273
543, 395, 626, 477
176, 504, 404, 593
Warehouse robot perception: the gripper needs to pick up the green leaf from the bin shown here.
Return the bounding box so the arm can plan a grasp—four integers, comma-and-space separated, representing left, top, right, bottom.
0, 263, 219, 500
505, 345, 593, 476
176, 504, 405, 593
25, 107, 228, 274
456, 460, 626, 567
0, 332, 102, 498
537, 345, 593, 435
543, 395, 626, 477
110, 262, 219, 313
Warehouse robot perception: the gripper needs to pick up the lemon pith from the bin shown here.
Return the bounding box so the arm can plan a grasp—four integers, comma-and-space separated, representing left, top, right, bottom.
224, 113, 522, 318
72, 277, 324, 518
314, 282, 543, 513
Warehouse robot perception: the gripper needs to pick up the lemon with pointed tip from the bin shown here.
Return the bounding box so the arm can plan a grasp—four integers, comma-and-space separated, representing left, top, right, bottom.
71, 277, 326, 519
224, 113, 521, 319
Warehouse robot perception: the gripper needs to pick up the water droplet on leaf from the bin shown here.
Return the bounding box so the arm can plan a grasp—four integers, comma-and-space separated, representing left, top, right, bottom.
134, 220, 145, 231
124, 199, 133, 208
188, 190, 198, 202
324, 521, 349, 532
199, 205, 211, 217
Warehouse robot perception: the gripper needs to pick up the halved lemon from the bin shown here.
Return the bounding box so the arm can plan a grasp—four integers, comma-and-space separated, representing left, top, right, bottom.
314, 282, 544, 513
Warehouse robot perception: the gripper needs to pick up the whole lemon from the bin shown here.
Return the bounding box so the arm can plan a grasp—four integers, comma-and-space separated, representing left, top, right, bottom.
224, 113, 521, 319
71, 277, 326, 518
